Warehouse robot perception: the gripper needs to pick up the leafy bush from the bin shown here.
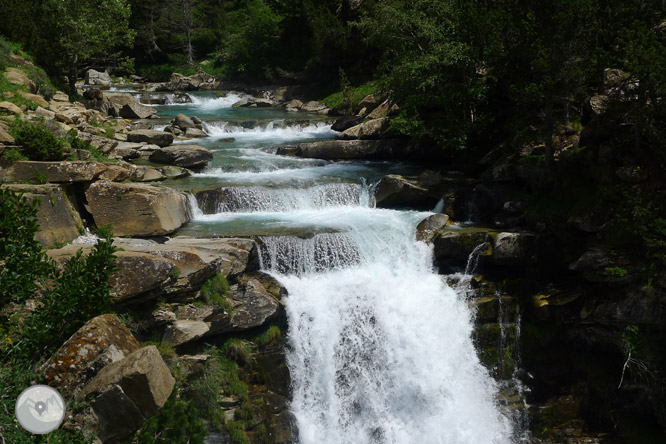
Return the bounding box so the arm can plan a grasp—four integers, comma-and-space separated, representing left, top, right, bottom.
10, 119, 65, 161
135, 390, 207, 444
0, 147, 27, 165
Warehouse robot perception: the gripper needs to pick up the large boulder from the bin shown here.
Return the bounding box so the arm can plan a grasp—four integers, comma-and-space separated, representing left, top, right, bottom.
277, 139, 406, 160
149, 144, 213, 168
18, 90, 49, 108
0, 161, 108, 183
374, 174, 439, 210
174, 113, 195, 130
42, 314, 141, 397
119, 102, 158, 119
337, 118, 390, 140
109, 252, 178, 303
84, 69, 112, 88
85, 181, 191, 236
162, 272, 285, 346
0, 125, 14, 144
76, 346, 175, 444
0, 101, 24, 116
0, 184, 84, 248
105, 93, 137, 107
127, 129, 174, 147
492, 232, 536, 266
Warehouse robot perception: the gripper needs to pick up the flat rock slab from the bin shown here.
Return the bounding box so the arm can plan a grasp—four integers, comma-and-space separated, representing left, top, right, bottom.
127, 129, 174, 147
0, 184, 83, 247
374, 174, 439, 210
120, 102, 157, 119
42, 314, 140, 397
149, 144, 212, 168
0, 161, 108, 183
85, 181, 191, 236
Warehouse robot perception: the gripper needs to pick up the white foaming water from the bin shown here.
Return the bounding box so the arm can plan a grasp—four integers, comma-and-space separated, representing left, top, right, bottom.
186, 92, 247, 110
196, 182, 371, 214
262, 209, 513, 444
203, 120, 336, 140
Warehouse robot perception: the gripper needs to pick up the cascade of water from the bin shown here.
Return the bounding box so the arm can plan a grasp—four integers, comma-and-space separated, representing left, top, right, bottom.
261, 210, 513, 444
433, 197, 445, 213
465, 242, 488, 275
202, 120, 336, 139
197, 183, 367, 214
187, 193, 204, 219
186, 92, 247, 110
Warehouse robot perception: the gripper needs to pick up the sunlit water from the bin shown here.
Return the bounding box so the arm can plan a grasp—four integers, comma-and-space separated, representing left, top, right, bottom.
145, 90, 514, 443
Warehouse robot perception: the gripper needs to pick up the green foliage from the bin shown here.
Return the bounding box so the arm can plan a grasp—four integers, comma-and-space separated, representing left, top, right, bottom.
0, 147, 28, 165
0, 189, 52, 308
135, 389, 207, 444
200, 273, 233, 313
66, 129, 113, 162
253, 325, 282, 349
214, 0, 283, 80
620, 325, 643, 353
320, 80, 378, 110
9, 119, 65, 161
223, 339, 254, 367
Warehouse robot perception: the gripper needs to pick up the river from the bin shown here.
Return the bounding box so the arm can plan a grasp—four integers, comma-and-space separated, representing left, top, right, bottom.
147, 91, 514, 443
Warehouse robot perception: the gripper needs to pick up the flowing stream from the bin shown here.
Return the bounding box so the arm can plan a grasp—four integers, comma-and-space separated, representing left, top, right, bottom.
149, 91, 514, 443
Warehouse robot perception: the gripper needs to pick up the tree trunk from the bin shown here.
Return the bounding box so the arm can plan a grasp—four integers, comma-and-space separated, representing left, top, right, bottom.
543, 97, 555, 175
68, 56, 78, 97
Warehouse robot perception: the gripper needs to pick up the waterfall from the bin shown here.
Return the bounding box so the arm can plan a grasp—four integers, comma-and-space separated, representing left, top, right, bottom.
260, 210, 513, 443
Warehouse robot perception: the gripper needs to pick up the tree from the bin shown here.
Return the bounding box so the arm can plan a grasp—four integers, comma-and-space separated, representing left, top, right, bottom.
42, 0, 135, 94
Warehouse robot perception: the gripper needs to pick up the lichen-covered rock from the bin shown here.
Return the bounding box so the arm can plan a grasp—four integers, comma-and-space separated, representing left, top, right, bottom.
173, 113, 195, 130
492, 232, 536, 266
76, 346, 175, 444
0, 184, 83, 247
85, 181, 190, 236
149, 144, 213, 168
0, 161, 108, 183
375, 174, 439, 210
84, 69, 112, 87
127, 129, 174, 147
109, 252, 178, 302
415, 213, 450, 243
184, 127, 207, 138
42, 314, 140, 397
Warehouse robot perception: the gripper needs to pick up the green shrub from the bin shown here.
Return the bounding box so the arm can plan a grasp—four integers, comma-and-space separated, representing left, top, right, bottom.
200, 273, 233, 313
253, 325, 282, 348
136, 390, 207, 444
10, 119, 65, 161
0, 147, 27, 165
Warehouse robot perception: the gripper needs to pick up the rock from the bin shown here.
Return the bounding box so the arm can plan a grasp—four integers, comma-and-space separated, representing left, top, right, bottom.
119, 102, 157, 120
34, 106, 56, 120
0, 161, 107, 183
174, 113, 195, 130
42, 314, 140, 397
285, 99, 303, 110
4, 67, 36, 92
98, 163, 136, 182
109, 252, 178, 303
358, 94, 378, 110
111, 147, 140, 161
76, 346, 175, 444
85, 181, 191, 236
331, 116, 363, 132
278, 139, 406, 160
105, 93, 136, 107
77, 132, 119, 154
300, 101, 327, 112
149, 144, 213, 168
232, 98, 249, 107
416, 214, 450, 243
132, 165, 166, 182
433, 230, 493, 270
162, 272, 285, 345
159, 165, 191, 179
0, 184, 84, 248
367, 100, 393, 119
127, 129, 174, 147
52, 91, 70, 102
83, 89, 104, 100
18, 90, 49, 108
185, 127, 207, 138
84, 69, 112, 88
0, 126, 15, 144
569, 248, 610, 272
374, 174, 439, 210
337, 118, 390, 140
0, 101, 23, 116
253, 98, 273, 107
492, 232, 536, 265
589, 94, 609, 115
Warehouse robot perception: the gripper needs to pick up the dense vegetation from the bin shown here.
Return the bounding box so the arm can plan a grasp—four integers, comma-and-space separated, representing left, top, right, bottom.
2, 0, 665, 159
0, 189, 117, 443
